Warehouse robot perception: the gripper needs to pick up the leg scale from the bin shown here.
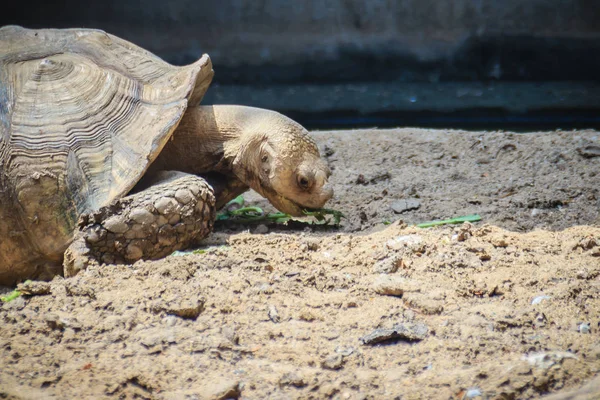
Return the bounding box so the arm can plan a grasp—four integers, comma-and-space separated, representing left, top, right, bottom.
64, 171, 215, 277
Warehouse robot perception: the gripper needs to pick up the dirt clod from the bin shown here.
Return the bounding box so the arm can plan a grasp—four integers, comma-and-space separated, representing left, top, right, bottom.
151, 296, 205, 320
372, 275, 420, 296
322, 353, 345, 370
360, 322, 429, 345
279, 372, 306, 388
16, 280, 50, 296
390, 198, 421, 214
268, 304, 281, 323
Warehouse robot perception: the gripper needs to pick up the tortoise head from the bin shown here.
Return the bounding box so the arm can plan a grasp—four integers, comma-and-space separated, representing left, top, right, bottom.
225, 107, 333, 216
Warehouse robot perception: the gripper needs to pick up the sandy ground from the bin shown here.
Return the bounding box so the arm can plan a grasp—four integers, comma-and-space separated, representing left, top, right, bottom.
1, 128, 599, 400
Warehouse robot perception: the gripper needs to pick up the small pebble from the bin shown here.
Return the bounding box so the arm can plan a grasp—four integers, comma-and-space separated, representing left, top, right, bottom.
322, 353, 344, 370
162, 316, 178, 327
390, 198, 421, 214
335, 346, 355, 356
386, 235, 423, 251
372, 275, 420, 297
221, 326, 239, 345
279, 372, 306, 388
268, 305, 280, 323
465, 388, 483, 398
534, 313, 547, 327
577, 144, 600, 158
403, 293, 444, 315
579, 322, 591, 334
522, 351, 578, 369
531, 295, 552, 305
254, 283, 273, 294
45, 313, 65, 330
360, 322, 429, 345
372, 257, 402, 274
254, 224, 269, 234
152, 296, 205, 320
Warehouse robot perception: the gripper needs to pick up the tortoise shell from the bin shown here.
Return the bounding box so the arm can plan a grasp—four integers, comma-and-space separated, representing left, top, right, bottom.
0, 26, 213, 283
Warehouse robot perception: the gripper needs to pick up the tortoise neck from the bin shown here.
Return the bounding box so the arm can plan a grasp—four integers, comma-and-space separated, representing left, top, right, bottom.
152, 105, 254, 176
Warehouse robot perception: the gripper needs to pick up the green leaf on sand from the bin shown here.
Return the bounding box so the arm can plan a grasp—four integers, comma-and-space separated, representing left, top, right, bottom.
1, 290, 21, 303
216, 196, 344, 226
416, 214, 481, 228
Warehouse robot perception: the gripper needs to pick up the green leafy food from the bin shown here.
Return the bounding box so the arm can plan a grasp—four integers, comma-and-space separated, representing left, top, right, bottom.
301, 209, 345, 226
416, 214, 482, 228
216, 197, 344, 227
1, 290, 21, 303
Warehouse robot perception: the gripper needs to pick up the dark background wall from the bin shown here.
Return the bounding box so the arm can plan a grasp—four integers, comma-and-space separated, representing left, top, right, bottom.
3, 0, 600, 129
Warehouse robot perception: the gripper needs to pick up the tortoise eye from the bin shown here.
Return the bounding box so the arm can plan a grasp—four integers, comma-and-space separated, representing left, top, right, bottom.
298, 176, 310, 189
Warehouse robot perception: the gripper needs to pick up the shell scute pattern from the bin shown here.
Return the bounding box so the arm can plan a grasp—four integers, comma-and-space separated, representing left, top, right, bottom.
0, 26, 213, 283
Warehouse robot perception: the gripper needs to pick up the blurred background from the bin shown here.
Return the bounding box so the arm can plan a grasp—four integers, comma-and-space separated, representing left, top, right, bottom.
3, 0, 600, 131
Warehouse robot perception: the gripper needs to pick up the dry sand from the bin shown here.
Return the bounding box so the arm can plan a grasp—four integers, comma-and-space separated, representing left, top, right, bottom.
1, 128, 599, 399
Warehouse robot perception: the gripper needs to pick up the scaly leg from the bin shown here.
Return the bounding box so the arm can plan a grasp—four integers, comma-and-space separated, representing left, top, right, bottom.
63, 171, 215, 277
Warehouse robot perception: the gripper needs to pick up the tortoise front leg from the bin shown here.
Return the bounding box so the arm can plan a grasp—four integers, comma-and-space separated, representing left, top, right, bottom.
203, 172, 249, 210
63, 171, 215, 277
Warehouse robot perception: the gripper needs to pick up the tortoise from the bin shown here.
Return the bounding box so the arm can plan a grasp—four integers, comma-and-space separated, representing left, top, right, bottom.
0, 26, 333, 285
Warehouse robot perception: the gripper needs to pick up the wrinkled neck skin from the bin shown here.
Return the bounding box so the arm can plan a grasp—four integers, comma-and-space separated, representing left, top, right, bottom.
151, 105, 244, 177
151, 105, 334, 216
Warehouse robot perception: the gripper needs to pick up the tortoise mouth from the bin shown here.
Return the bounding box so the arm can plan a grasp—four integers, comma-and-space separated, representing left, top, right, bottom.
255, 183, 330, 217
264, 192, 306, 217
